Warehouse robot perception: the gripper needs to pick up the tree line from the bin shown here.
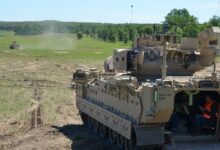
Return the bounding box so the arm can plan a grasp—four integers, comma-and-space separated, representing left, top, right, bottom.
0, 9, 220, 43
0, 20, 155, 43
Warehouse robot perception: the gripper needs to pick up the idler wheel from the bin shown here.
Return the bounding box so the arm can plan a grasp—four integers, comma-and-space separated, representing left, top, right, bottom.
99, 124, 108, 138
116, 134, 125, 149
109, 129, 117, 143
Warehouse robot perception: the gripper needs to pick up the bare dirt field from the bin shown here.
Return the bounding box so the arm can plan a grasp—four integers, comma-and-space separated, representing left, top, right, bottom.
1, 59, 220, 150
0, 59, 116, 150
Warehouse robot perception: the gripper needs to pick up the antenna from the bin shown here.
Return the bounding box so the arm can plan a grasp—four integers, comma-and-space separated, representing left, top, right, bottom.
131, 4, 133, 23
162, 42, 168, 80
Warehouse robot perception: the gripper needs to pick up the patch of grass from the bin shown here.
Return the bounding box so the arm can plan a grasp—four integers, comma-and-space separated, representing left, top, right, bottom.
0, 85, 32, 120
0, 32, 131, 63
43, 87, 74, 123
0, 30, 14, 37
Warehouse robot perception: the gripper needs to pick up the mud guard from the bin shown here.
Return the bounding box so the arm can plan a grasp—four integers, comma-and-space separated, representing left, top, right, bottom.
134, 125, 164, 146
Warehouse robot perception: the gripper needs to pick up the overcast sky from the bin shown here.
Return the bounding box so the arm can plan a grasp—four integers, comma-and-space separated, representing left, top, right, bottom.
0, 0, 219, 23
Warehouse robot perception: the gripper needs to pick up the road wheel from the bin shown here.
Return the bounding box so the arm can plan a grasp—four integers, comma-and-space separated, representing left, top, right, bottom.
125, 135, 136, 150
125, 139, 132, 150
116, 134, 124, 149
93, 120, 99, 133
99, 124, 108, 138
109, 129, 117, 144
87, 117, 93, 129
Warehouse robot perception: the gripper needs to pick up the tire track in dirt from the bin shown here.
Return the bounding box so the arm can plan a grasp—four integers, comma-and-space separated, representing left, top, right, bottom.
0, 78, 68, 89
29, 80, 43, 130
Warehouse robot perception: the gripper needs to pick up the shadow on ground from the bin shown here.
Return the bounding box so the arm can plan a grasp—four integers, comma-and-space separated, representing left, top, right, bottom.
51, 124, 220, 150
52, 124, 118, 150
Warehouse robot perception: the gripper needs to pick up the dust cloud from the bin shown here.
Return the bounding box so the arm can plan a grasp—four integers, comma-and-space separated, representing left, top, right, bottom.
21, 24, 75, 51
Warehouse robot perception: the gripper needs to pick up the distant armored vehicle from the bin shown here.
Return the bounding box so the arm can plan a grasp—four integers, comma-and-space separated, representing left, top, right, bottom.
9, 41, 20, 49
73, 27, 220, 149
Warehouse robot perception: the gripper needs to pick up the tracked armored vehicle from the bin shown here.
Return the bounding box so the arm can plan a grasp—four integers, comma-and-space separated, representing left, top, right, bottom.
9, 41, 20, 49
73, 27, 220, 149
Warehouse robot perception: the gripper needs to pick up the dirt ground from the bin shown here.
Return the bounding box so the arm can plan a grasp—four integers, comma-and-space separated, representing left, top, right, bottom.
0, 59, 115, 150
1, 60, 220, 150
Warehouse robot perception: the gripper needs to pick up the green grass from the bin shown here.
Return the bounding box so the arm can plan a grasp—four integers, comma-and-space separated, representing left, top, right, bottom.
0, 30, 14, 37
0, 31, 131, 63
0, 84, 32, 120
43, 87, 74, 123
